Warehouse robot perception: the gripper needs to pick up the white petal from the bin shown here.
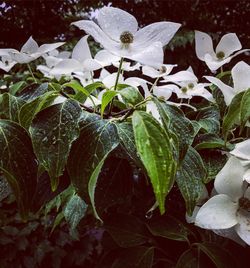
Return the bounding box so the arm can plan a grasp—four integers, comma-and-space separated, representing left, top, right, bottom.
130, 41, 164, 68
195, 31, 215, 61
97, 7, 138, 41
214, 156, 245, 200
84, 95, 101, 107
125, 77, 150, 96
94, 49, 120, 65
186, 206, 200, 224
163, 70, 197, 83
0, 61, 16, 72
213, 227, 245, 245
146, 101, 161, 123
231, 61, 250, 92
45, 56, 62, 68
191, 84, 215, 102
0, 48, 17, 56
243, 169, 250, 183
50, 59, 82, 76
82, 58, 103, 71
204, 53, 231, 71
230, 139, 250, 162
52, 96, 67, 105
204, 76, 235, 105
72, 20, 119, 52
215, 33, 242, 57
37, 42, 65, 55
8, 51, 36, 63
134, 21, 181, 48
195, 194, 238, 229
59, 51, 71, 59
102, 72, 124, 89
142, 64, 175, 78
21, 36, 39, 54
153, 85, 173, 100
235, 211, 250, 245
72, 36, 92, 62
37, 65, 51, 77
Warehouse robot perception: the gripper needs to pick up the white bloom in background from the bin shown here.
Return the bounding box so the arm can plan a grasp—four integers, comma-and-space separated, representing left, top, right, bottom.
195, 31, 249, 72
50, 36, 103, 80
205, 61, 250, 105
4, 36, 64, 64
161, 67, 214, 101
0, 49, 17, 72
195, 156, 250, 245
72, 6, 181, 67
142, 64, 177, 78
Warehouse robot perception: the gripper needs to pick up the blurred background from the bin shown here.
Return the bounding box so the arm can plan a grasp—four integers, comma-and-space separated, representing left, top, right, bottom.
1, 0, 250, 74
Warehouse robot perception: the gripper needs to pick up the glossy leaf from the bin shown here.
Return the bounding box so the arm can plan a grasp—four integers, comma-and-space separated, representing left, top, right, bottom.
67, 111, 119, 206
147, 215, 189, 242
119, 86, 144, 107
132, 110, 177, 214
18, 83, 49, 101
222, 91, 244, 139
112, 247, 154, 268
0, 120, 38, 218
176, 146, 206, 215
9, 81, 27, 96
19, 91, 57, 129
64, 193, 88, 231
101, 90, 118, 117
0, 93, 25, 122
104, 213, 149, 247
154, 99, 194, 161
30, 99, 82, 191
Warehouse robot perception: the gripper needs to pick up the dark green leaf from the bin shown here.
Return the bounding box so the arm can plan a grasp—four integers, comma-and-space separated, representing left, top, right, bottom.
176, 146, 206, 215
240, 88, 250, 128
0, 120, 38, 218
119, 86, 144, 107
64, 193, 88, 231
30, 99, 82, 191
18, 83, 49, 101
0, 93, 25, 122
112, 247, 154, 268
132, 111, 177, 214
104, 213, 149, 247
67, 111, 119, 203
154, 99, 194, 161
176, 249, 199, 268
222, 91, 244, 139
147, 215, 189, 242
19, 91, 57, 129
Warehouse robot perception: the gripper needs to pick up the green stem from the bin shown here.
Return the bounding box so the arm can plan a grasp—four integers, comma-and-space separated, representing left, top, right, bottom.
27, 63, 37, 83
149, 77, 160, 93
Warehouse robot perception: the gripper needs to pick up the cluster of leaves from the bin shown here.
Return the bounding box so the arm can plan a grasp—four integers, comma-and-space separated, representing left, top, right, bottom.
1, 61, 250, 266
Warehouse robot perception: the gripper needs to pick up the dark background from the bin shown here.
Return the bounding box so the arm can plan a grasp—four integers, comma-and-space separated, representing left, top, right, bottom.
1, 0, 250, 74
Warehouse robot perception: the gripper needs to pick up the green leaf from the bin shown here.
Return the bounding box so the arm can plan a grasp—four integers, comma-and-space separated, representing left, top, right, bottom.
0, 93, 25, 122
119, 86, 144, 107
222, 91, 244, 139
240, 88, 250, 128
101, 90, 118, 117
0, 120, 38, 218
104, 213, 149, 247
154, 99, 194, 161
18, 83, 49, 101
30, 99, 82, 191
9, 81, 27, 95
196, 106, 220, 134
85, 81, 104, 93
64, 193, 88, 231
67, 111, 119, 205
115, 121, 142, 165
176, 146, 206, 215
194, 134, 233, 150
112, 247, 154, 268
132, 111, 177, 214
200, 150, 227, 183
19, 91, 57, 129
197, 242, 237, 268
147, 215, 190, 242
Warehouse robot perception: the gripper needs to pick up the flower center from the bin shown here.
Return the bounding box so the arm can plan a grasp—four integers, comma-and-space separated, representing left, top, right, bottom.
188, 83, 194, 89
239, 197, 250, 212
181, 87, 188, 93
216, 51, 225, 60
120, 31, 134, 45
159, 66, 167, 74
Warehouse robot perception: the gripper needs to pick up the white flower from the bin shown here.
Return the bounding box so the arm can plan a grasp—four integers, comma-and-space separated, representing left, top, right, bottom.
195, 31, 249, 72
204, 61, 250, 105
195, 156, 250, 245
72, 6, 181, 67
5, 36, 64, 64
50, 36, 102, 80
142, 64, 177, 78
0, 49, 17, 72
161, 67, 214, 101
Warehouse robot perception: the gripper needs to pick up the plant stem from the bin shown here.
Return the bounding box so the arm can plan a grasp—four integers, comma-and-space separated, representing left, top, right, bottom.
27, 63, 37, 83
